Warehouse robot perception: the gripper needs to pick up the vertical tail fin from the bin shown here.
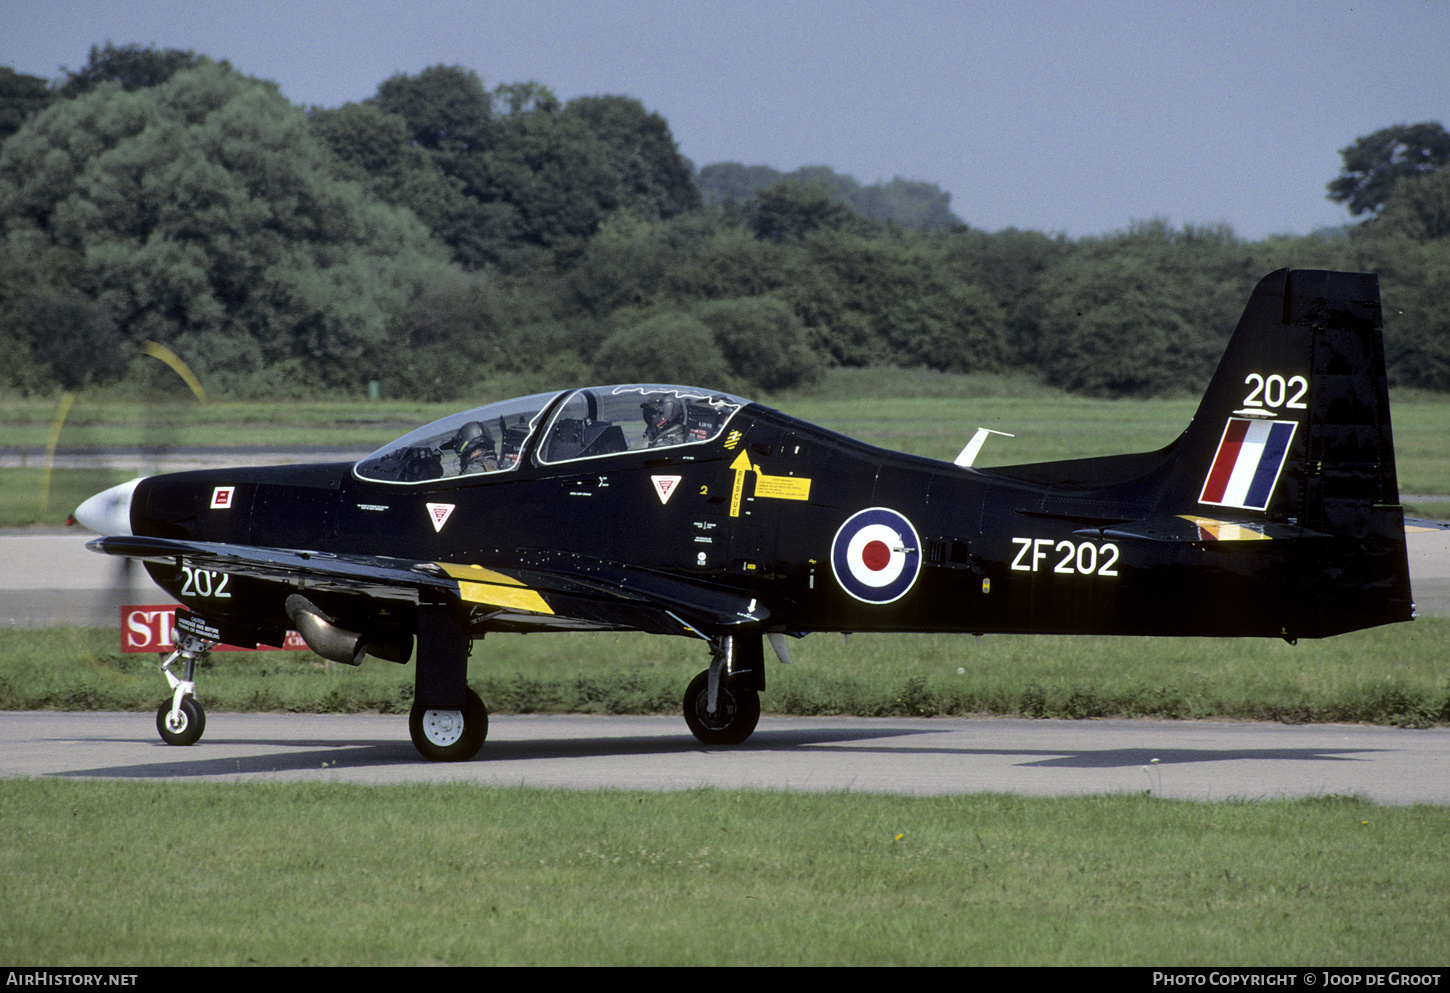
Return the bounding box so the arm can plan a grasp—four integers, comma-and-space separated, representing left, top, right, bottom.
1160, 268, 1413, 635
988, 269, 1413, 637
1173, 269, 1403, 541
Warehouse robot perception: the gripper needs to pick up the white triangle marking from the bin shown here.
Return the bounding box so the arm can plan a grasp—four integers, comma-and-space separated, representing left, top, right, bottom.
651, 475, 683, 505
426, 503, 455, 532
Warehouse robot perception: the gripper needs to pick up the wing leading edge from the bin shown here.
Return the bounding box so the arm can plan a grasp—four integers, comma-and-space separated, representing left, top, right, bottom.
86, 535, 769, 642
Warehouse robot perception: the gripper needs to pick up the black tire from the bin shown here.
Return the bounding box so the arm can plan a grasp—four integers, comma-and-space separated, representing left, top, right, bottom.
156, 696, 206, 746
409, 687, 488, 762
683, 670, 760, 745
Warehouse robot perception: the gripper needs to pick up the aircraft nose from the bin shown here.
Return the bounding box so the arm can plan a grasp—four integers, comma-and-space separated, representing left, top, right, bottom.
74, 478, 144, 535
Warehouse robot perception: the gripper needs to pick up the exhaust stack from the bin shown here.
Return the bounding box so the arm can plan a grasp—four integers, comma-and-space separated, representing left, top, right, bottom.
285, 595, 412, 666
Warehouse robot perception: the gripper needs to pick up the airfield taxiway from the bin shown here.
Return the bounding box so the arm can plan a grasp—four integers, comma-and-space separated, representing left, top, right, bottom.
2, 710, 1448, 804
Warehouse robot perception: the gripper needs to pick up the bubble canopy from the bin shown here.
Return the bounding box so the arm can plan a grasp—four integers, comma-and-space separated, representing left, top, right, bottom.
354, 385, 749, 484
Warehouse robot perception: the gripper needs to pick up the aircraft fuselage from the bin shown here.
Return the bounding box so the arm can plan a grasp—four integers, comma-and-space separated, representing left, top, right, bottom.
129, 401, 1411, 649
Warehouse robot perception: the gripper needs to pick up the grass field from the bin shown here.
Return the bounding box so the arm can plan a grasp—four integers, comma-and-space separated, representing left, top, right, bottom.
4, 617, 1449, 727
2, 780, 1448, 966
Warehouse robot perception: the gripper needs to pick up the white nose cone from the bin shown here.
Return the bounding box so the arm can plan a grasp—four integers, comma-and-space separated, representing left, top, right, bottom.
74, 477, 144, 535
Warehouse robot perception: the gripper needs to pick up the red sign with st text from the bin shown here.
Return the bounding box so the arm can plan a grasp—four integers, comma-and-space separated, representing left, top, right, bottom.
121, 605, 309, 653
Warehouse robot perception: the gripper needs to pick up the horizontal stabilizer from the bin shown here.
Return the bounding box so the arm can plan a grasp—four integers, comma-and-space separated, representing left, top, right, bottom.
1074, 515, 1334, 544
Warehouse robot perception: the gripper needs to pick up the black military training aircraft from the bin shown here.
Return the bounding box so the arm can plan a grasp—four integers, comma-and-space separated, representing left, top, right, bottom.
74, 269, 1429, 761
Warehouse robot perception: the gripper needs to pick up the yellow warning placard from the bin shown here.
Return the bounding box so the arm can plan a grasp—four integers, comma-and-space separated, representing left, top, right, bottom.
753, 471, 811, 501
729, 451, 812, 516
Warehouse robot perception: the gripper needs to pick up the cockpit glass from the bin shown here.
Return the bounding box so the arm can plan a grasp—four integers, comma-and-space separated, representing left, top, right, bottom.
354, 392, 558, 483
537, 385, 746, 465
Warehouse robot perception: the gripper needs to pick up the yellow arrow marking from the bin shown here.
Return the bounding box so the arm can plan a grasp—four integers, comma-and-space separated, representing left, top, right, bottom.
729, 451, 811, 516
729, 450, 751, 517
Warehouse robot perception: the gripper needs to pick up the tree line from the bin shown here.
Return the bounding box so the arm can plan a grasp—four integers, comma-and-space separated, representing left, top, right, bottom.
2, 44, 1447, 402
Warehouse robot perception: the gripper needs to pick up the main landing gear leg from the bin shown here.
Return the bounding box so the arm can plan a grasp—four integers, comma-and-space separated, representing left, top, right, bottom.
408, 605, 488, 762
155, 632, 216, 746
683, 634, 763, 746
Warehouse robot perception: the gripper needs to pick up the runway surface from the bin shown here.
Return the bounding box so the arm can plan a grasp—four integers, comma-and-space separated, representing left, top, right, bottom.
3, 711, 1448, 805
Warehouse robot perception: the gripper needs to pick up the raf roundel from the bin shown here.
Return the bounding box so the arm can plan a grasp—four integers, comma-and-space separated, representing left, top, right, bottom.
830, 507, 922, 604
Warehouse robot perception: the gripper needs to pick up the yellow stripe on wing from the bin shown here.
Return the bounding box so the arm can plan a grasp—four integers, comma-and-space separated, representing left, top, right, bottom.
436, 562, 554, 614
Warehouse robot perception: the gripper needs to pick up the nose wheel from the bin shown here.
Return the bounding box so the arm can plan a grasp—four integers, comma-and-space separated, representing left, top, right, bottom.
155, 631, 215, 746
156, 695, 205, 746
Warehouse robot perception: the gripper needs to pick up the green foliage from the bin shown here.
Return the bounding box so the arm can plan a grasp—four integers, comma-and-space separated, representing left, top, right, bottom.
561, 94, 701, 221
750, 179, 862, 242
308, 101, 474, 244
699, 162, 963, 230
1372, 169, 1450, 243
939, 227, 1074, 365
372, 64, 493, 156
1375, 244, 1450, 390
854, 176, 962, 230
377, 268, 598, 400
1327, 121, 1450, 218
1033, 221, 1254, 396
591, 311, 731, 386
14, 287, 127, 389
693, 296, 820, 392
0, 62, 450, 393
567, 212, 792, 317
0, 230, 95, 389
0, 67, 52, 144
783, 228, 1010, 373
696, 161, 784, 202
368, 67, 700, 271
56, 42, 216, 98
3, 50, 1448, 407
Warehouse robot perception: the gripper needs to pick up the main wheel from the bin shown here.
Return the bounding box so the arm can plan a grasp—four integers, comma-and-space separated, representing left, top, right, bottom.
156, 696, 206, 746
683, 670, 760, 746
409, 687, 488, 762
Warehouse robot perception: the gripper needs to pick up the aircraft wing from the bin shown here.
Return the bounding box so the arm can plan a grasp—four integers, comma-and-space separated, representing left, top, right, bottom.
86, 535, 770, 639
439, 549, 773, 636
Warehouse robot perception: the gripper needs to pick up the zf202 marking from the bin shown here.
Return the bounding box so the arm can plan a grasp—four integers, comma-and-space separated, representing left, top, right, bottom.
180, 564, 231, 598
1242, 373, 1307, 410
1011, 538, 1119, 577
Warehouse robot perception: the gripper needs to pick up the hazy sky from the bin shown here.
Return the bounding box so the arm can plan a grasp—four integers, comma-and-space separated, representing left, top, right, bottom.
4, 0, 1447, 240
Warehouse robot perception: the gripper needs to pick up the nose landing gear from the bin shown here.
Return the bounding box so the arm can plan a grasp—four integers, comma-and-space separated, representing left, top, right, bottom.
155, 631, 216, 746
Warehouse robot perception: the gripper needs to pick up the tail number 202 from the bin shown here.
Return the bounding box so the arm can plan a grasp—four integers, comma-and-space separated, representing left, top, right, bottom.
1243, 373, 1308, 410
1011, 538, 1119, 577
